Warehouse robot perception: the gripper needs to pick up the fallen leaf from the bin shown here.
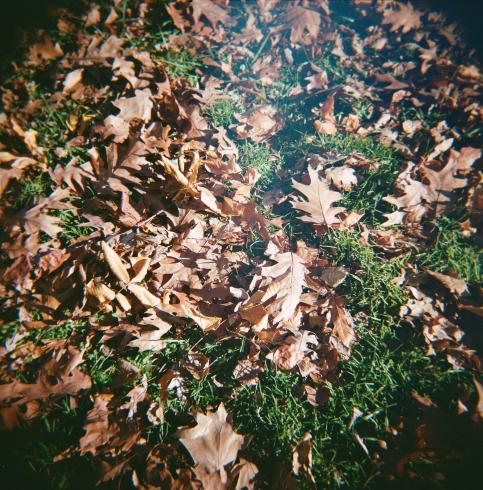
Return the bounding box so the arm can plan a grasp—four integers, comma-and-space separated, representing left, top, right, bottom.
177, 404, 244, 479
101, 241, 130, 284
291, 166, 345, 228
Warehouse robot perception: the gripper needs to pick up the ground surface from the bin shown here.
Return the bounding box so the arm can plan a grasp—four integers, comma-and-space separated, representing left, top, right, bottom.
0, 1, 482, 489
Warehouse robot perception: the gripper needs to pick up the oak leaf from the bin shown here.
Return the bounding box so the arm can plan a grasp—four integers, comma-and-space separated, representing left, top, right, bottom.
177, 404, 244, 479
276, 7, 321, 44
259, 251, 307, 324
291, 166, 345, 228
325, 166, 358, 191
103, 89, 153, 142
382, 2, 422, 34
192, 0, 230, 29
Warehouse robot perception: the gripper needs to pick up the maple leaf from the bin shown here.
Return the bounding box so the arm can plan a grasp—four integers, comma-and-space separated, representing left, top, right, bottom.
276, 6, 321, 44
291, 166, 345, 228
382, 2, 422, 34
177, 404, 244, 480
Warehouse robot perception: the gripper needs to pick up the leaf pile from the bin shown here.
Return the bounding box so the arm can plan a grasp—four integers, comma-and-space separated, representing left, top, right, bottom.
0, 1, 482, 488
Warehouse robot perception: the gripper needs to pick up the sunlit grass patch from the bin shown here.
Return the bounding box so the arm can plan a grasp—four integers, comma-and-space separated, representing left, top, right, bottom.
204, 95, 243, 128
238, 141, 280, 189
417, 216, 481, 283
324, 229, 409, 322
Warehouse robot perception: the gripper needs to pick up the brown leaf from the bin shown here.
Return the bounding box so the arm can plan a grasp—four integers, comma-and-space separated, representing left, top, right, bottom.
127, 283, 161, 308
103, 89, 153, 143
101, 241, 130, 284
28, 36, 63, 65
129, 256, 151, 283
79, 394, 112, 455
382, 2, 422, 34
276, 7, 321, 44
177, 404, 244, 475
270, 331, 318, 371
424, 269, 468, 297
63, 69, 84, 93
258, 250, 307, 324
325, 166, 358, 191
235, 105, 281, 143
192, 0, 230, 29
291, 166, 345, 228
329, 296, 355, 358
292, 433, 315, 487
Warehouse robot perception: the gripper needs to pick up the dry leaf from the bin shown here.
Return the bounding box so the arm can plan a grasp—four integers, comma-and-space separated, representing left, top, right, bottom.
291, 166, 345, 228
101, 242, 130, 284
177, 404, 244, 478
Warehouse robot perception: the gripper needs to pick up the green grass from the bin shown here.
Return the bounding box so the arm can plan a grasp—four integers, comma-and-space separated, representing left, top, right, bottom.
1, 2, 481, 489
225, 229, 476, 488
324, 229, 409, 323
238, 141, 279, 189
12, 173, 51, 209
417, 216, 481, 283
314, 54, 349, 84
204, 95, 243, 128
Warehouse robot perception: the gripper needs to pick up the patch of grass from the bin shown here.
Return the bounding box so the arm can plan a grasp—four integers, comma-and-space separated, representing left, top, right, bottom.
401, 105, 450, 131
324, 229, 409, 322
312, 133, 403, 225
314, 133, 396, 161
314, 54, 349, 84
227, 229, 474, 488
53, 209, 96, 244
157, 47, 200, 85
86, 347, 118, 390
417, 216, 481, 283
32, 102, 101, 164
238, 141, 279, 189
12, 173, 51, 209
228, 336, 473, 489
263, 64, 303, 101
230, 368, 307, 454
204, 96, 243, 128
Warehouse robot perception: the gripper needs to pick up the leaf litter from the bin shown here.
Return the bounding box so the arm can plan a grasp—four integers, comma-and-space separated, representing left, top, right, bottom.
0, 0, 482, 488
